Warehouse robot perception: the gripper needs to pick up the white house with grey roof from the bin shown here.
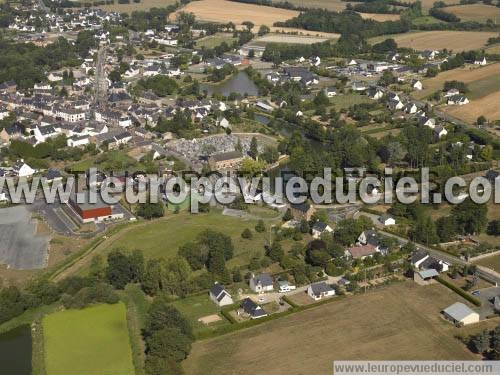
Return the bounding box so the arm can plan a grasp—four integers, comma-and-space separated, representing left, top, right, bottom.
312, 221, 333, 239
209, 282, 234, 307
308, 282, 335, 301
249, 273, 274, 293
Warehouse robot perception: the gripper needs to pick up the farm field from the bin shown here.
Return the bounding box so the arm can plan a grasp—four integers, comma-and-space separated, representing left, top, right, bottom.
474, 253, 500, 273
86, 0, 177, 13
174, 0, 299, 27
446, 4, 500, 23
486, 44, 500, 54
413, 62, 500, 100
43, 303, 134, 375
369, 31, 497, 52
444, 91, 500, 123
253, 33, 332, 45
358, 12, 401, 21
183, 282, 485, 375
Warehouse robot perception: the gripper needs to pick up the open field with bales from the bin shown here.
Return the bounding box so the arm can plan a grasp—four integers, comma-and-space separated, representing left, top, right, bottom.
446, 4, 500, 23
413, 62, 500, 100
86, 0, 177, 13
43, 303, 134, 375
183, 282, 489, 375
370, 31, 497, 52
175, 0, 299, 27
358, 12, 401, 21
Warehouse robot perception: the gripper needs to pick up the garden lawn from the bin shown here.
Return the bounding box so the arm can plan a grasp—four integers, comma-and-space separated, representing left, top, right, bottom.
43, 303, 134, 375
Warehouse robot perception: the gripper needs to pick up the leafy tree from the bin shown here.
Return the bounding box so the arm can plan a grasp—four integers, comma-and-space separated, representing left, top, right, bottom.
267, 242, 284, 262
283, 208, 293, 221
453, 198, 488, 235
146, 327, 192, 362
136, 202, 164, 219
487, 220, 500, 236
106, 249, 144, 289
411, 215, 439, 245
436, 216, 457, 242
249, 136, 259, 159
258, 25, 270, 36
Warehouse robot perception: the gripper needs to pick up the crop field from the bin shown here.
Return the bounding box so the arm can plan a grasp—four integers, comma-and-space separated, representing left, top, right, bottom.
444, 91, 500, 123
174, 0, 299, 26
446, 4, 500, 23
88, 0, 177, 13
414, 62, 500, 99
474, 253, 500, 273
43, 303, 134, 375
358, 12, 401, 21
183, 282, 484, 375
486, 44, 500, 54
253, 33, 332, 45
370, 31, 497, 52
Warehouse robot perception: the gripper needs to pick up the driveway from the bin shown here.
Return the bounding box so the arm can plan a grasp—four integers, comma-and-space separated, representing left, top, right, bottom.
474, 286, 500, 319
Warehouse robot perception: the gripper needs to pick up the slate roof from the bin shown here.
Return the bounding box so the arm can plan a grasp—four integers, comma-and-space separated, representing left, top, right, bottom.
309, 282, 333, 297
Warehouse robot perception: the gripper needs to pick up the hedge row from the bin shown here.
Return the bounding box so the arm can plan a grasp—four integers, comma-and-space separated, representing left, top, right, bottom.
436, 276, 481, 307
196, 295, 347, 340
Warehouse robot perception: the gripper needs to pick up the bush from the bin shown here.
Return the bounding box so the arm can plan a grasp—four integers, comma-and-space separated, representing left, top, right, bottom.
436, 276, 481, 306
241, 228, 253, 239
255, 220, 265, 232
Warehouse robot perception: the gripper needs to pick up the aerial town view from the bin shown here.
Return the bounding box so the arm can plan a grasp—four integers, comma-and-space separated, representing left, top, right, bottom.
0, 0, 499, 373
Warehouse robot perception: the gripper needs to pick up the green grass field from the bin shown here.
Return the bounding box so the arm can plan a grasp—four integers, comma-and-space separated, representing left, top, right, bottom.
171, 293, 231, 336
43, 303, 135, 375
330, 93, 371, 110
196, 33, 237, 49
75, 211, 278, 277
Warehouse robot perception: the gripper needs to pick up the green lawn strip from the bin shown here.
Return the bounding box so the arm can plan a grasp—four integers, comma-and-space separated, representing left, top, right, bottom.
43, 303, 135, 375
119, 285, 151, 375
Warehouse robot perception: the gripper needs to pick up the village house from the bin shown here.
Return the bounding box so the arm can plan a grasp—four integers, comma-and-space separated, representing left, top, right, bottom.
379, 214, 396, 226
209, 283, 234, 307
312, 221, 333, 239
447, 95, 469, 106
346, 244, 378, 259
13, 160, 35, 178
240, 298, 267, 319
249, 273, 274, 293
290, 202, 315, 221
307, 282, 335, 301
411, 251, 450, 273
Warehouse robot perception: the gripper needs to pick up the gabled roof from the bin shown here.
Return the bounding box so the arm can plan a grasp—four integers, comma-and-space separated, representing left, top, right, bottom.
443, 302, 477, 321
309, 282, 333, 297
241, 297, 267, 318
348, 244, 377, 258
252, 273, 273, 287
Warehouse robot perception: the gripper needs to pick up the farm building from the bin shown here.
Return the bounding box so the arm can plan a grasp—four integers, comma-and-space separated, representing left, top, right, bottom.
67, 193, 123, 223
442, 302, 479, 326
413, 269, 439, 285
